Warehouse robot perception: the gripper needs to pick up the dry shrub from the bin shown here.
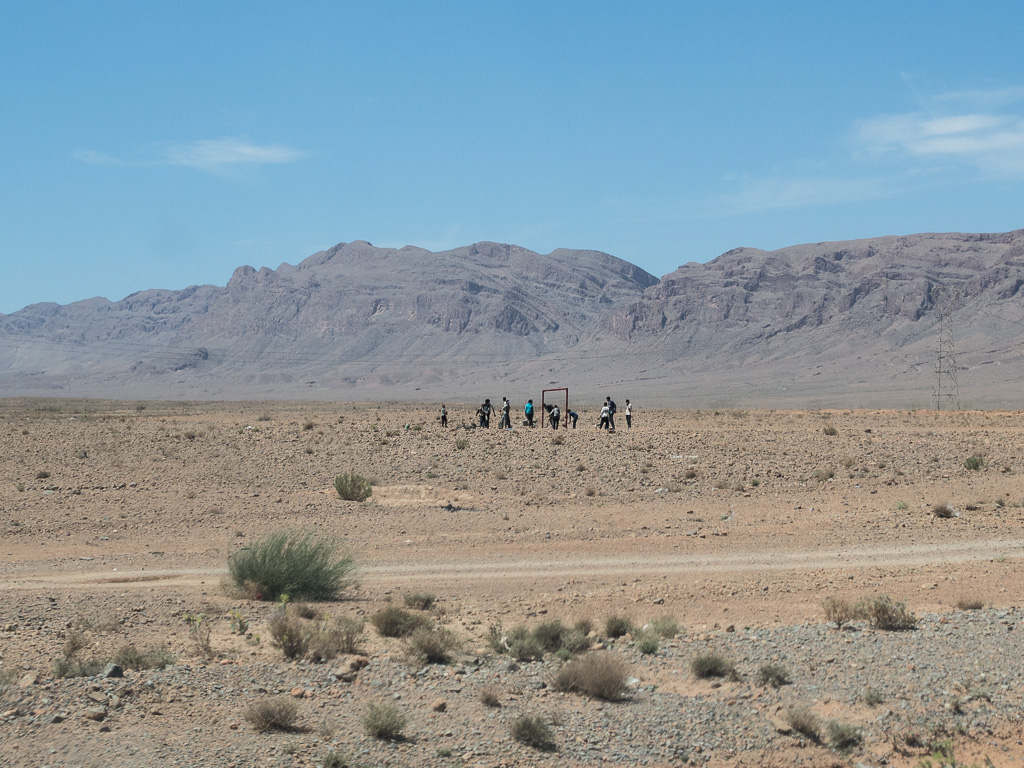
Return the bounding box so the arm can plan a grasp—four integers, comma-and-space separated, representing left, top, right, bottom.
371, 606, 431, 638
243, 696, 299, 733
479, 686, 501, 708
361, 701, 406, 740
955, 597, 984, 611
269, 609, 363, 660
646, 616, 680, 638
604, 614, 634, 639
756, 663, 790, 688
404, 626, 461, 665
511, 714, 556, 751
551, 652, 631, 701
228, 529, 355, 602
855, 594, 917, 630
827, 720, 862, 751
691, 652, 738, 681
403, 592, 437, 610
113, 644, 176, 670
932, 501, 956, 518
786, 705, 821, 742
822, 596, 860, 629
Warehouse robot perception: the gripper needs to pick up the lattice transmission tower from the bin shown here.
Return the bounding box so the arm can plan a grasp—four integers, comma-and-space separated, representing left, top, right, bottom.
932, 286, 960, 410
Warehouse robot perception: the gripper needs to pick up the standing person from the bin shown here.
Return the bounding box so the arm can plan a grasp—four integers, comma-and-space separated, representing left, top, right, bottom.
525, 399, 535, 428
478, 398, 493, 428
567, 409, 578, 429
598, 402, 611, 430
606, 397, 617, 430
550, 404, 560, 430
501, 397, 512, 430
624, 399, 632, 429
440, 404, 448, 428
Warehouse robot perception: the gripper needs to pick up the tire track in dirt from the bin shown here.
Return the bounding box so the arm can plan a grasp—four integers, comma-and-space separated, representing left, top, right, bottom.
4, 538, 1022, 590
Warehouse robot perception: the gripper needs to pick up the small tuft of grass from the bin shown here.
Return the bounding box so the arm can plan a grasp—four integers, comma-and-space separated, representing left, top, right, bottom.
823, 425, 838, 436
36, 470, 51, 479
636, 632, 659, 655
785, 705, 821, 742
826, 720, 862, 752
963, 454, 984, 471
511, 715, 556, 751
404, 626, 462, 665
756, 663, 791, 688
480, 686, 501, 707
955, 597, 984, 611
691, 652, 739, 681
932, 501, 956, 518
361, 701, 406, 741
863, 687, 885, 707
243, 696, 299, 733
113, 644, 176, 670
371, 606, 431, 638
646, 616, 680, 638
403, 592, 437, 610
604, 614, 634, 639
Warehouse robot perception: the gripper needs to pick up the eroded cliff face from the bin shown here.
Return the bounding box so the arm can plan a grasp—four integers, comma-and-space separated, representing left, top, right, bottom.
609, 231, 1024, 365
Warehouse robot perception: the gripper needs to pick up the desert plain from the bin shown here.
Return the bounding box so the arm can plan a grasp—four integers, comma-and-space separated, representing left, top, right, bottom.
1, 398, 1023, 767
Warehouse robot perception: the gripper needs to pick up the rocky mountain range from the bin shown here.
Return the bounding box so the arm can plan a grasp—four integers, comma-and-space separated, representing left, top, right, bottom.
1, 231, 1022, 408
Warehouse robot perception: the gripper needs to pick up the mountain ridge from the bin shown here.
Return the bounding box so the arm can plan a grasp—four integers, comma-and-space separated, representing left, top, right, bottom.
1, 232, 1022, 408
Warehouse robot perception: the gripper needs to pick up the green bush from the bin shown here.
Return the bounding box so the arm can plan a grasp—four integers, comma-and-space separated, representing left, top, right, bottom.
551, 652, 631, 701
636, 632, 659, 655
963, 454, 984, 471
334, 473, 372, 501
511, 715, 556, 751
371, 606, 431, 638
228, 530, 355, 602
361, 701, 406, 740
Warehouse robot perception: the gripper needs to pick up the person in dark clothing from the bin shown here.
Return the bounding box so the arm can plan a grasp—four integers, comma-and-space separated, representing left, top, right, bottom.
567, 409, 578, 428
478, 398, 493, 428
624, 399, 632, 429
440, 404, 447, 428
550, 404, 560, 430
606, 397, 617, 430
524, 399, 535, 427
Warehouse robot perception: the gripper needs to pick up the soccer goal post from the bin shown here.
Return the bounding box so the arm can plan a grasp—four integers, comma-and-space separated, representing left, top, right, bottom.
540, 387, 569, 428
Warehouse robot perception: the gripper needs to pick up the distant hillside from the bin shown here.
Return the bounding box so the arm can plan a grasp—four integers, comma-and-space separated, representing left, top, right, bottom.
1, 232, 1022, 407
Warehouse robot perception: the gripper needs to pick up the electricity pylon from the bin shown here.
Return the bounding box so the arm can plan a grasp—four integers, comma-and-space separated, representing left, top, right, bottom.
932, 286, 960, 410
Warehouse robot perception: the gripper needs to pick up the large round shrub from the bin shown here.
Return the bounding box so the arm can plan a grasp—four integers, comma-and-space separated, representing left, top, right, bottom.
334, 473, 372, 502
229, 530, 355, 601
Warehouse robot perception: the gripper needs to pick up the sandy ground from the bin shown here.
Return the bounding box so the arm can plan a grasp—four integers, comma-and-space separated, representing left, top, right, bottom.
1, 399, 1023, 765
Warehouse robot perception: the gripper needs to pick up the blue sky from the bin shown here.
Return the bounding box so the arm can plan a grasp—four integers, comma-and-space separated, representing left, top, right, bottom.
2, 1, 1023, 314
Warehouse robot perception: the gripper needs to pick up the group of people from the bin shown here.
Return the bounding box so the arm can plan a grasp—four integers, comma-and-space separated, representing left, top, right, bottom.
439, 396, 633, 431
597, 396, 632, 430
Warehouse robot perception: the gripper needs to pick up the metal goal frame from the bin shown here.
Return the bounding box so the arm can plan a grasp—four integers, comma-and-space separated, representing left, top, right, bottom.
540, 387, 569, 428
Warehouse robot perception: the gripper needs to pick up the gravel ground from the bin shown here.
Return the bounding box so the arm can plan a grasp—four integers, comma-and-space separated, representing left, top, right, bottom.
2, 606, 1022, 768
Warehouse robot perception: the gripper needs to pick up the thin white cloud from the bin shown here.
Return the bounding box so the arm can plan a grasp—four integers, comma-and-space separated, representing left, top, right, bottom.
712, 174, 900, 216
75, 137, 306, 172
161, 138, 306, 170
856, 87, 1024, 176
